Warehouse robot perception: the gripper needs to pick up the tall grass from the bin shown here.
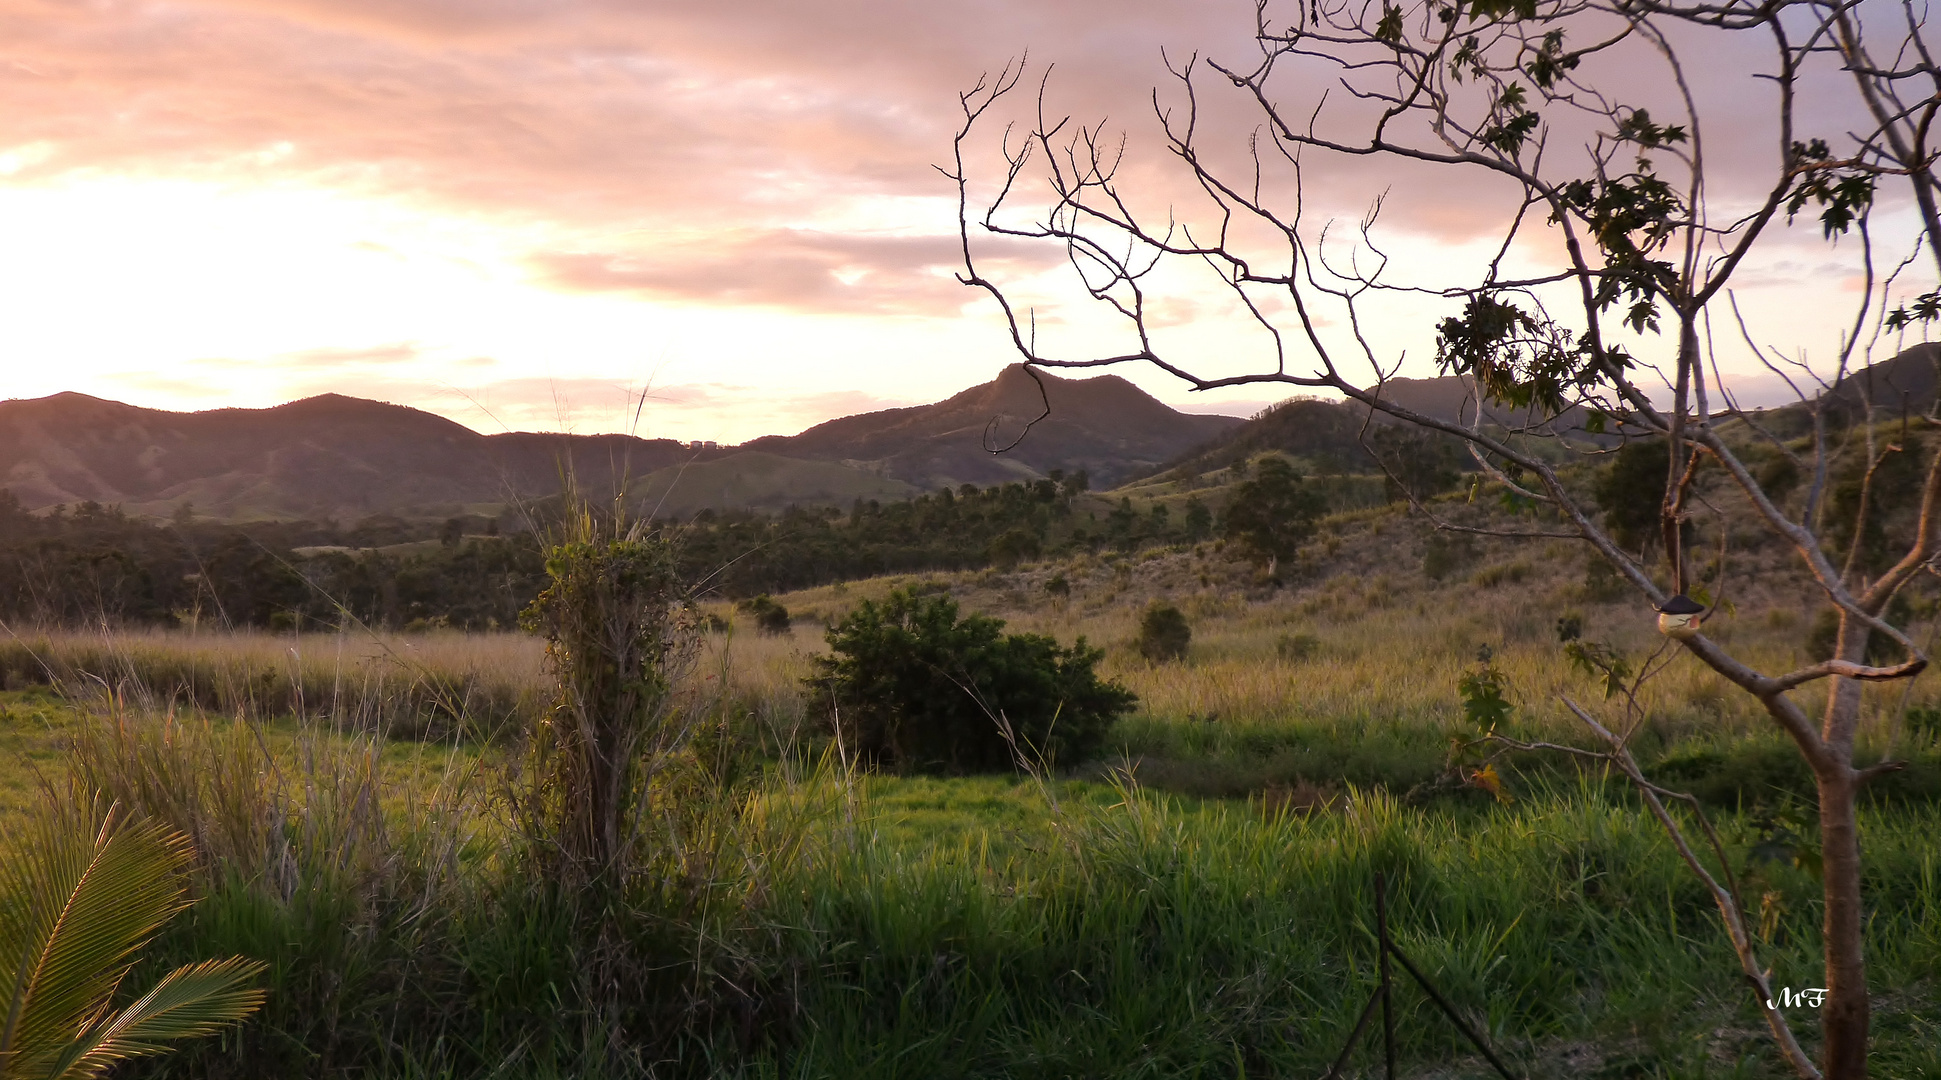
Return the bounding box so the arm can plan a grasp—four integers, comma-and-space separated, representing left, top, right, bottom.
740, 774, 1941, 1078
0, 627, 546, 740
13, 667, 1937, 1077
712, 548, 1941, 809
5, 516, 1938, 1076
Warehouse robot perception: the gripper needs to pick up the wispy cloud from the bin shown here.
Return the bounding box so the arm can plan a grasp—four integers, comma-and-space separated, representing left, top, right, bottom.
530, 229, 1057, 315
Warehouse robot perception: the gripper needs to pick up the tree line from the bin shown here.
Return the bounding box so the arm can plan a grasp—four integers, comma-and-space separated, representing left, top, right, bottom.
0, 467, 1344, 630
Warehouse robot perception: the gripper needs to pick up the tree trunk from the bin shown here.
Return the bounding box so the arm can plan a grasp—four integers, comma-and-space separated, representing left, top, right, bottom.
1818, 619, 1871, 1078
1817, 766, 1867, 1078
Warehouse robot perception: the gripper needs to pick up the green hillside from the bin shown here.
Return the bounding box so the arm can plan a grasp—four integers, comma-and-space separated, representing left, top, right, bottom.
627, 451, 917, 517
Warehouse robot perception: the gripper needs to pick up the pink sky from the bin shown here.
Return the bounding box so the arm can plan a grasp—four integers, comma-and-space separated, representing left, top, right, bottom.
0, 0, 1919, 442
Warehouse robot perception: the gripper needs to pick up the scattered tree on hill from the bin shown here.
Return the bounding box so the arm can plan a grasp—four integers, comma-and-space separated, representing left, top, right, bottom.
1182, 496, 1213, 540
1220, 457, 1326, 575
987, 526, 1043, 568
1366, 425, 1464, 504
951, 0, 1941, 1069
1592, 437, 1681, 556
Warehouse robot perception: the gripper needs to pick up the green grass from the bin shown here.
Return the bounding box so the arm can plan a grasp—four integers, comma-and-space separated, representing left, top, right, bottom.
750, 774, 1941, 1079
0, 688, 1935, 1078
0, 689, 81, 818
5, 505, 1940, 1080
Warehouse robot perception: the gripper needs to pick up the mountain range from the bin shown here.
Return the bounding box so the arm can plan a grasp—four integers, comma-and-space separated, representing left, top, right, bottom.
0, 366, 1240, 521
6, 349, 1930, 523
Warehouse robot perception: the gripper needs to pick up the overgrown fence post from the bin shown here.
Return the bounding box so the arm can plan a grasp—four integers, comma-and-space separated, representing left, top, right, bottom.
1322, 873, 1520, 1080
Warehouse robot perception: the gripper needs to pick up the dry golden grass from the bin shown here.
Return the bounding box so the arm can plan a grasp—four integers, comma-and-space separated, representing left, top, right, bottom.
7, 495, 1936, 794
708, 503, 1938, 760
0, 626, 547, 737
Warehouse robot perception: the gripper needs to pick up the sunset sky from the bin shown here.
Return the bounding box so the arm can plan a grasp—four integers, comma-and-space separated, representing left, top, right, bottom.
0, 0, 1923, 444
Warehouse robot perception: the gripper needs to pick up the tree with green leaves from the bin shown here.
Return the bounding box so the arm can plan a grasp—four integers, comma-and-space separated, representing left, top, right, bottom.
951, 1, 1941, 1071
0, 802, 266, 1079
1220, 457, 1326, 574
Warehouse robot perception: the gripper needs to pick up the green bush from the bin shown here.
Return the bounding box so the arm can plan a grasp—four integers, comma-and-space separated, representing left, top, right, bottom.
1136, 602, 1192, 663
1276, 632, 1320, 661
810, 589, 1136, 773
986, 527, 1042, 568
737, 594, 792, 634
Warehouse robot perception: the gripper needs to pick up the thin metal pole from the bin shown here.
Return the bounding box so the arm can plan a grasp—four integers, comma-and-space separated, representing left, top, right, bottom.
1383, 938, 1520, 1080
1375, 872, 1395, 1080
1320, 988, 1384, 1080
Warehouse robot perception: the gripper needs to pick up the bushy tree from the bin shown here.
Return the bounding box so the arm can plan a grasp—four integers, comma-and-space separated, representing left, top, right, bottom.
1136, 602, 1192, 663
1220, 457, 1326, 572
810, 589, 1136, 773
1592, 438, 1678, 556
986, 526, 1042, 568
518, 510, 698, 886
736, 594, 792, 634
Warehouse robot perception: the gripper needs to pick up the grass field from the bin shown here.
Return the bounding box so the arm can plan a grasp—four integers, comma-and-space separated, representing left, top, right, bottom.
1, 506, 1939, 1077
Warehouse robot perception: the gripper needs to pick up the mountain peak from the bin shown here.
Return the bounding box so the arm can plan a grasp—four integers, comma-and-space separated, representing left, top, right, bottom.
751, 363, 1242, 488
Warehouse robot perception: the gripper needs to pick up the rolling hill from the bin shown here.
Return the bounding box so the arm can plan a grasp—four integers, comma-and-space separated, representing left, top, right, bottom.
1144, 348, 1941, 482
0, 392, 712, 521
628, 452, 917, 518
744, 364, 1242, 490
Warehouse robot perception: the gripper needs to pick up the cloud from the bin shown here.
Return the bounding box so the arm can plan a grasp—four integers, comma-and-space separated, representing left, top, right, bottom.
3, 0, 1917, 442
1172, 398, 1279, 419
275, 342, 426, 368
529, 229, 1058, 315
0, 0, 1847, 265
277, 374, 918, 443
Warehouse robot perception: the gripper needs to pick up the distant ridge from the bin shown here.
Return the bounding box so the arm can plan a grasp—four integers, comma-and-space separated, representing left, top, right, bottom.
1142, 348, 1941, 481
747, 364, 1241, 489
0, 392, 706, 521
1821, 342, 1939, 418
0, 367, 1244, 520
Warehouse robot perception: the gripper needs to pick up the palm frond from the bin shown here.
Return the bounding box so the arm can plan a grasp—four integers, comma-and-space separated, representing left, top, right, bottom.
37, 958, 268, 1080
0, 804, 192, 1077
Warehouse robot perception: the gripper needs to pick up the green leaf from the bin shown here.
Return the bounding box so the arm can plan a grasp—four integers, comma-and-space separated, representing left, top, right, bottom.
0, 807, 193, 1077
1375, 4, 1405, 44
42, 958, 268, 1078
0, 805, 266, 1080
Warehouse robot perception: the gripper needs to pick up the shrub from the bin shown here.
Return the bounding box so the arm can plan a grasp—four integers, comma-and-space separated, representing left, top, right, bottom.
987, 527, 1042, 568
1421, 531, 1475, 581
518, 515, 699, 884
1907, 704, 1941, 744
1807, 592, 1913, 663
737, 594, 792, 634
1582, 557, 1629, 602
1136, 602, 1192, 663
1276, 632, 1320, 661
1471, 560, 1531, 588
810, 589, 1136, 773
